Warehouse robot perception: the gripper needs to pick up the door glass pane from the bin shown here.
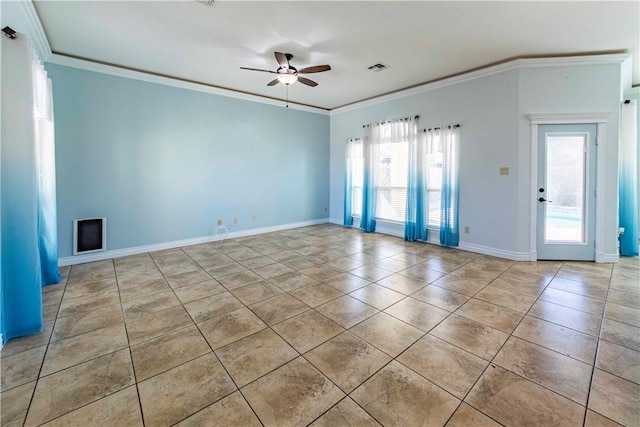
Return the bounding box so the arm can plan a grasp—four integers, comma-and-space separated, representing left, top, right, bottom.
545, 134, 586, 243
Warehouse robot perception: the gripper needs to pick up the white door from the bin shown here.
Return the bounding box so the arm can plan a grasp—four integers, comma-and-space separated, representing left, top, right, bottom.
537, 124, 596, 260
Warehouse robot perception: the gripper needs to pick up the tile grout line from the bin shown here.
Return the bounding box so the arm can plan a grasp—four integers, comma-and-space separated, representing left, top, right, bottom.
148, 247, 246, 426
114, 257, 148, 427
393, 260, 515, 426
301, 252, 482, 426
450, 261, 629, 425
442, 261, 568, 424
206, 236, 470, 425
180, 237, 315, 426
21, 262, 73, 426
580, 263, 616, 427
14, 226, 637, 426
27, 261, 136, 426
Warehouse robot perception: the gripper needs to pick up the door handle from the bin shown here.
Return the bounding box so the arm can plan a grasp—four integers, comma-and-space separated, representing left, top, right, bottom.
538, 197, 552, 203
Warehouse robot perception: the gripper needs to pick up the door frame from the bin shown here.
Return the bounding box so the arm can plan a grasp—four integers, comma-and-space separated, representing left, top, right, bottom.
527, 113, 610, 262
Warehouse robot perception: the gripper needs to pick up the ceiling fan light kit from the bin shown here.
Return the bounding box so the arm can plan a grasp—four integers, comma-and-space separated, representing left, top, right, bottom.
277, 74, 298, 85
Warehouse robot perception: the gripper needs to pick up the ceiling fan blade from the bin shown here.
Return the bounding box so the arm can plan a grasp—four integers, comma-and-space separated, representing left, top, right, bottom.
267, 78, 280, 86
298, 65, 331, 74
297, 76, 318, 87
240, 67, 276, 74
274, 52, 289, 69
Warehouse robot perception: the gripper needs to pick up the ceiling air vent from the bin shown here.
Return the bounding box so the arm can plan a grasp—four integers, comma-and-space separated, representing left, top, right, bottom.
368, 63, 389, 72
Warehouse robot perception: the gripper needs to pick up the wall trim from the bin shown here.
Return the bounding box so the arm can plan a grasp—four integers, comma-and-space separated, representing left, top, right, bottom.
597, 252, 620, 263
58, 218, 329, 266
10, 3, 630, 115
458, 242, 531, 261
528, 114, 611, 263
334, 218, 529, 261
13, 0, 52, 62
331, 54, 630, 115
526, 112, 612, 124
374, 220, 404, 239
46, 54, 330, 115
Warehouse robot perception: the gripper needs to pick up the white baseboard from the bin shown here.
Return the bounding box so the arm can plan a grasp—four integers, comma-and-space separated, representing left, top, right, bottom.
341, 218, 530, 261
373, 221, 405, 239
59, 218, 329, 266
596, 252, 619, 263
458, 242, 531, 261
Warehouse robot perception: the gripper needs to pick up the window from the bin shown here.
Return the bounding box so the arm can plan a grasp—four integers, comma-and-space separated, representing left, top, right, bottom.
356, 116, 418, 232
375, 140, 409, 222
427, 135, 443, 227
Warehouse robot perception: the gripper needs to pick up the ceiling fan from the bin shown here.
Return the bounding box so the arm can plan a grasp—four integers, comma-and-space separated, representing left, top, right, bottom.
241, 52, 331, 87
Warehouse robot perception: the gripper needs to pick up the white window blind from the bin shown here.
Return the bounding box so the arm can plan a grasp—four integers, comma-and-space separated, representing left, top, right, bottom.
350, 142, 364, 217
375, 140, 409, 222
427, 134, 443, 227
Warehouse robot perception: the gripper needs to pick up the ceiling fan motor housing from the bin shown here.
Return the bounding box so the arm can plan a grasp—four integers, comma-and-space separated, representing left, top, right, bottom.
278, 66, 297, 75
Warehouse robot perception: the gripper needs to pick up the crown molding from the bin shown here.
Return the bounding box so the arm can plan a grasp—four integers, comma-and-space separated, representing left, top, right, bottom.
46, 54, 330, 115
331, 54, 631, 116
331, 61, 520, 115
526, 112, 612, 124
517, 54, 630, 69
14, 0, 51, 62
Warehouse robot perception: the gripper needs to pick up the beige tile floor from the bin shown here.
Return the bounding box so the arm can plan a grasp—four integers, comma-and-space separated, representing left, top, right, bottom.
1, 224, 639, 426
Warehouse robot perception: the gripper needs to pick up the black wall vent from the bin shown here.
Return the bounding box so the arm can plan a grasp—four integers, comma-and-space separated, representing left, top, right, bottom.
73, 218, 106, 255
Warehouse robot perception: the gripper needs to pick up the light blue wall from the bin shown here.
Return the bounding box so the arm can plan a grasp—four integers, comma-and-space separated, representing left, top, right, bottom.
46, 64, 330, 258
518, 64, 623, 258
330, 63, 625, 258
330, 70, 521, 254
47, 59, 625, 260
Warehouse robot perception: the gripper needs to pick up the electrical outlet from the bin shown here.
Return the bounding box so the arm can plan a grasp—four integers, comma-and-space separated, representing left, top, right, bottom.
499, 167, 509, 175
464, 226, 470, 234
252, 215, 256, 222
217, 219, 222, 226
233, 218, 238, 224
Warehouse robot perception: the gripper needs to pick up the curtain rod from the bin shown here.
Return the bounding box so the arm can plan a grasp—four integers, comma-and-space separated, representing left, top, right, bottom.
423, 124, 461, 132
362, 115, 419, 128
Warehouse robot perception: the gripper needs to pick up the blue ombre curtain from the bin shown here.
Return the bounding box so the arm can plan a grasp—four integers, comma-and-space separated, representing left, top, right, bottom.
344, 138, 363, 226
1, 34, 59, 344
440, 125, 460, 247
360, 124, 380, 232
344, 139, 355, 226
619, 100, 638, 256
405, 120, 427, 241
34, 61, 61, 285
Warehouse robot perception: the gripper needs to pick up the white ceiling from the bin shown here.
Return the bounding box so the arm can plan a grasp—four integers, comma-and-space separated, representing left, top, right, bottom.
31, 1, 640, 110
